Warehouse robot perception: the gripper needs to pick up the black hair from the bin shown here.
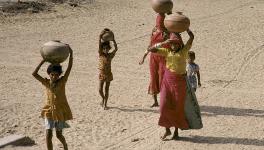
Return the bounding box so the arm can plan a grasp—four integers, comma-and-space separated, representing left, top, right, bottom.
47, 64, 62, 75
101, 41, 111, 49
171, 42, 184, 53
188, 51, 196, 59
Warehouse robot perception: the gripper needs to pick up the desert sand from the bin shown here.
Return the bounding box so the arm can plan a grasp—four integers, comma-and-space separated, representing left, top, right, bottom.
0, 0, 264, 149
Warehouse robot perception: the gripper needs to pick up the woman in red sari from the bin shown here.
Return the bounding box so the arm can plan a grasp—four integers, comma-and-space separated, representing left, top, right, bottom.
139, 13, 181, 107
148, 29, 203, 140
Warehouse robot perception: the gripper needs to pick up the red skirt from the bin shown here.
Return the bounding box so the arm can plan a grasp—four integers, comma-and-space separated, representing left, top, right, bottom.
148, 27, 168, 95
148, 53, 165, 94
158, 68, 189, 129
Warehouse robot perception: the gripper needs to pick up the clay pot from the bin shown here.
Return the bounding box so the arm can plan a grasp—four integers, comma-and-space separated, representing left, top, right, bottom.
101, 31, 114, 42
151, 0, 173, 14
40, 40, 70, 64
164, 12, 190, 33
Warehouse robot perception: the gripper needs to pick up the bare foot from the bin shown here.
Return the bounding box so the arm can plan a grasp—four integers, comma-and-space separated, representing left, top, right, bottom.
151, 103, 159, 107
171, 130, 179, 140
171, 134, 179, 140
104, 106, 109, 110
160, 130, 171, 140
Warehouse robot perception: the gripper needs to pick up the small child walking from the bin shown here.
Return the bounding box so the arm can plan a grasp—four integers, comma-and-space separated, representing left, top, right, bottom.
98, 28, 118, 110
186, 51, 201, 92
32, 47, 73, 150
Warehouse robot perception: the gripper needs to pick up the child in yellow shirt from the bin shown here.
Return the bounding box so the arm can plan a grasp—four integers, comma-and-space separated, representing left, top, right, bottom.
32, 46, 73, 150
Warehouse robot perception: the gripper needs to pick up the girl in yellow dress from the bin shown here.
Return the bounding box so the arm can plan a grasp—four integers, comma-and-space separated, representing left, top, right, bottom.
32, 47, 73, 150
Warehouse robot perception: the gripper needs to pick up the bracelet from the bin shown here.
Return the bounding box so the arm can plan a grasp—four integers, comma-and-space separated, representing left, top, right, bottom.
154, 43, 162, 48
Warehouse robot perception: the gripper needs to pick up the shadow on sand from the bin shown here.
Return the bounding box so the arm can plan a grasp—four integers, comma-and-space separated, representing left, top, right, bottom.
178, 136, 264, 146
109, 105, 264, 146
200, 105, 264, 118
109, 105, 264, 118
109, 106, 159, 113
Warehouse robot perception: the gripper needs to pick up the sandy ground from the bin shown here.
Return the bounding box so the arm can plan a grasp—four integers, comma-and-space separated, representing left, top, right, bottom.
0, 0, 264, 149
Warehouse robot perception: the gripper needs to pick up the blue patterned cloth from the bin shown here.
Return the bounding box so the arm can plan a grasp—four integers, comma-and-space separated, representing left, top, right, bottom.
186, 63, 199, 91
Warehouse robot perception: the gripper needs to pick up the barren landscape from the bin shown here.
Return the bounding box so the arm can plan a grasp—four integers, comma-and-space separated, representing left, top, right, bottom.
0, 0, 264, 149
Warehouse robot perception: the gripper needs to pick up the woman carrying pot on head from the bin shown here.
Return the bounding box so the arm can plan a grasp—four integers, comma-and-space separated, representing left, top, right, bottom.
147, 29, 203, 140
139, 12, 180, 107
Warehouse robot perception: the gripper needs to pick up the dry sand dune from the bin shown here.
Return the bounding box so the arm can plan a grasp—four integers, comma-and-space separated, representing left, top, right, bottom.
0, 0, 264, 149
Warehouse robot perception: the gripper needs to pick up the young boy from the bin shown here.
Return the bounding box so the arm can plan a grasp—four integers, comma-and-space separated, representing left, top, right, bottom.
32, 46, 73, 150
98, 28, 118, 110
186, 51, 201, 92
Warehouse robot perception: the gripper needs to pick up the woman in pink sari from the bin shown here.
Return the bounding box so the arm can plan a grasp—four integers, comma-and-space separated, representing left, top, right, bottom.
148, 29, 203, 140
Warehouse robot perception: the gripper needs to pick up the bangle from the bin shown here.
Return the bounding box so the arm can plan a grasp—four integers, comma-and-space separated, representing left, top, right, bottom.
154, 43, 162, 48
